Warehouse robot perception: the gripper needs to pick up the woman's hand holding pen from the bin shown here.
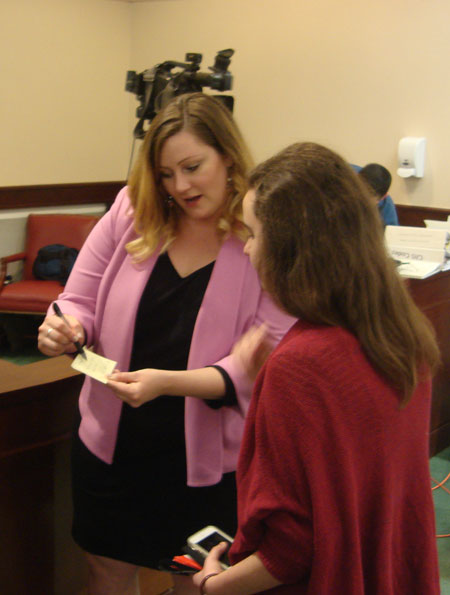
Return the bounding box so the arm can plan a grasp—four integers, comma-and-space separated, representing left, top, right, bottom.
38, 314, 85, 357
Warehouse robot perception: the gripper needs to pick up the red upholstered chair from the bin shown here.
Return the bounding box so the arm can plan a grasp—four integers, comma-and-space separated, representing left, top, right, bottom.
0, 213, 99, 315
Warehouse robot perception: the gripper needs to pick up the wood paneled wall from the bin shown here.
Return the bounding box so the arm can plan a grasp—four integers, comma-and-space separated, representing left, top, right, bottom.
0, 181, 124, 210
396, 204, 450, 228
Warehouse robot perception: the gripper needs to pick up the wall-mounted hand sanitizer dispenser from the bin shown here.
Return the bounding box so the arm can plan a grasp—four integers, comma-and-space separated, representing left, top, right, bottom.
397, 137, 426, 178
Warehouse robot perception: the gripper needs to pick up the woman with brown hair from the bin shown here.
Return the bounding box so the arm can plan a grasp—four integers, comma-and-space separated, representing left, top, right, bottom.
194, 142, 440, 594
37, 93, 294, 594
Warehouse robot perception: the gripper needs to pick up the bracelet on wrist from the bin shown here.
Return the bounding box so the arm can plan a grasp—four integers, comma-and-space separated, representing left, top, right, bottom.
199, 572, 220, 594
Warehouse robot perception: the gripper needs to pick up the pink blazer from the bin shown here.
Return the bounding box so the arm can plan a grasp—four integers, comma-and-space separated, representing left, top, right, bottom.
54, 187, 295, 486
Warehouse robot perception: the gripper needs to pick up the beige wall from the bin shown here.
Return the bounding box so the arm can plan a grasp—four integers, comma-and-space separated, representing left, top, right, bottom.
0, 0, 132, 185
2, 0, 450, 208
129, 0, 450, 208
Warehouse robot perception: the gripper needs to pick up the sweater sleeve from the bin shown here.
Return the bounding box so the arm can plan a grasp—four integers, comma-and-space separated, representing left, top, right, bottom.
232, 348, 317, 584
232, 324, 439, 593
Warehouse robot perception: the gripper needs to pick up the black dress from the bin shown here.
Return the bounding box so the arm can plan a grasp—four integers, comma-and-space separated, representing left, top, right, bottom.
71, 253, 237, 567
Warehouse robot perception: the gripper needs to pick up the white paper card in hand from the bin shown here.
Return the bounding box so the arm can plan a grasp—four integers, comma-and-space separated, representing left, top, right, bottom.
71, 348, 117, 384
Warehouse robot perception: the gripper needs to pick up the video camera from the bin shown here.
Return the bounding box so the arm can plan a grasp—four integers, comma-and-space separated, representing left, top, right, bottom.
125, 49, 235, 139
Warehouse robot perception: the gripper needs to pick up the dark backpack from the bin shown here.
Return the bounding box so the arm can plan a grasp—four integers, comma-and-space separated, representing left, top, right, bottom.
32, 244, 79, 285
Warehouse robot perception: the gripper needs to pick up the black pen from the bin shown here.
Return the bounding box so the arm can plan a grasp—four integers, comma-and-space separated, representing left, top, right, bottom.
52, 302, 87, 359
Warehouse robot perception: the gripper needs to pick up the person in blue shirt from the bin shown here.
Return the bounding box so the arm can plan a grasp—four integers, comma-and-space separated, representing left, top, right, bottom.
355, 163, 399, 226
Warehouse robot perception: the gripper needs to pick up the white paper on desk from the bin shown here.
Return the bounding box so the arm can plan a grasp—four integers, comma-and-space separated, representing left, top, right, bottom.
71, 348, 117, 384
388, 244, 447, 263
424, 219, 450, 231
385, 225, 449, 251
397, 261, 443, 280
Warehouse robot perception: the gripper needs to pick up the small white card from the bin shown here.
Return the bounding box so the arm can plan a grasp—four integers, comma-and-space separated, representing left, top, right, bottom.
71, 348, 117, 384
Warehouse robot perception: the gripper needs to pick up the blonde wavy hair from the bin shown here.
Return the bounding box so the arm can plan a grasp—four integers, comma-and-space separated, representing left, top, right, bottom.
126, 93, 253, 261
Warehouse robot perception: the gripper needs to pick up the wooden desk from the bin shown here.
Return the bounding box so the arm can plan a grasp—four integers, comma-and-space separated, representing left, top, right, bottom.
408, 269, 450, 456
395, 204, 450, 454
0, 356, 173, 594
0, 356, 86, 595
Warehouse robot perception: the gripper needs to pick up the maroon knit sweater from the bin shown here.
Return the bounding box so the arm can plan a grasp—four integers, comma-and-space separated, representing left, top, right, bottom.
229, 320, 440, 594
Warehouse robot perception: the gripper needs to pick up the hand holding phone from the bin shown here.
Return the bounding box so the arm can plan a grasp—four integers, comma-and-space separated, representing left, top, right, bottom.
187, 525, 234, 570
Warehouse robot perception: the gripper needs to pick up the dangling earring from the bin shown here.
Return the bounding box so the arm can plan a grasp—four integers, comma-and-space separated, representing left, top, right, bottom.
164, 195, 174, 207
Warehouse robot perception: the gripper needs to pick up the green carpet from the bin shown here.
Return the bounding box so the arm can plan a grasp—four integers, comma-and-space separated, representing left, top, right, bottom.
431, 446, 450, 593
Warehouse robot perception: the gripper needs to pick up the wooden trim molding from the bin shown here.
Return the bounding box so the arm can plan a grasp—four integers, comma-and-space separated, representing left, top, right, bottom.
2, 186, 448, 222
0, 181, 125, 210
396, 204, 450, 227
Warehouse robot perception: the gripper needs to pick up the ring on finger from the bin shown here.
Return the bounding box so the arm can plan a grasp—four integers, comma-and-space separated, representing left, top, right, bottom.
46, 327, 54, 338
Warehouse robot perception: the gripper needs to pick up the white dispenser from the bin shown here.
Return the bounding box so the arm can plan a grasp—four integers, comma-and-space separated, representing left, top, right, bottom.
397, 137, 426, 178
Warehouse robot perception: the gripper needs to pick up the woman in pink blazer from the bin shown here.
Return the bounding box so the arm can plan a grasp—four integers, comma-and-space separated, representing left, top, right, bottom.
38, 93, 294, 594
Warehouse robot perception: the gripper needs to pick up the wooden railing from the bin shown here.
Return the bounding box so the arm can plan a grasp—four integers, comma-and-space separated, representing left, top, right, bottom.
396, 203, 449, 227
0, 181, 124, 210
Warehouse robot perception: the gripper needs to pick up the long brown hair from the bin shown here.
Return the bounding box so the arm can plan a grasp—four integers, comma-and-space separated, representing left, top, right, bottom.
127, 93, 253, 260
249, 142, 440, 404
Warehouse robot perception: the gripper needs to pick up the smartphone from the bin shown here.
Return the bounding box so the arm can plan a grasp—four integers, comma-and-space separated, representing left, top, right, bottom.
187, 525, 234, 569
